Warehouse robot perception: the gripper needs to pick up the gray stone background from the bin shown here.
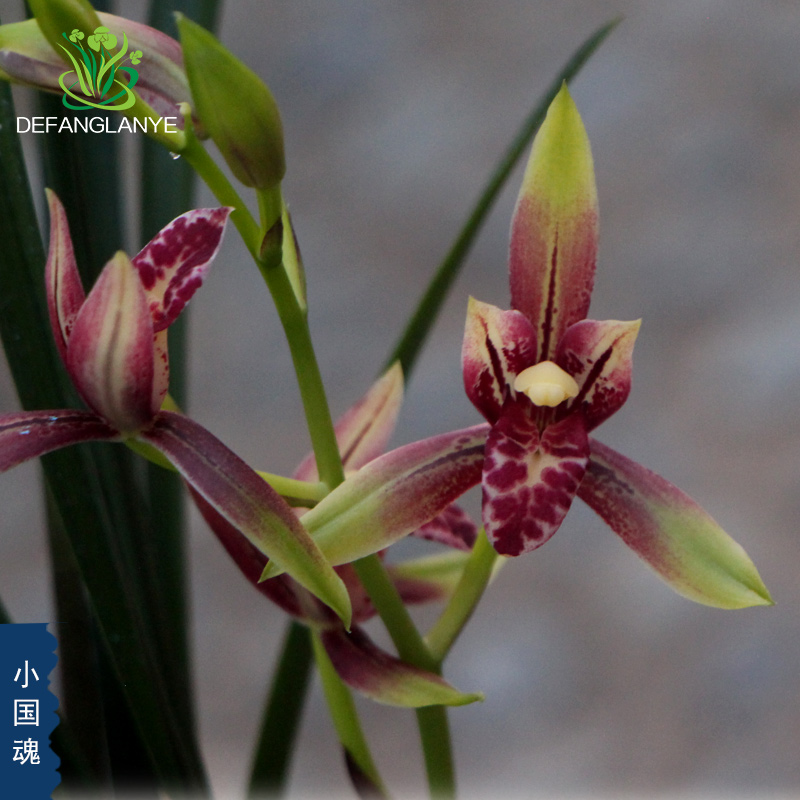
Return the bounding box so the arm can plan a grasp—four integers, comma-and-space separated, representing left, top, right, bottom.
1, 1, 799, 798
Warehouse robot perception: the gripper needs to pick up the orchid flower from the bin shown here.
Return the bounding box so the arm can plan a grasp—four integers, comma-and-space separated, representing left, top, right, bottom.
463, 85, 771, 609
194, 365, 485, 707
0, 191, 351, 625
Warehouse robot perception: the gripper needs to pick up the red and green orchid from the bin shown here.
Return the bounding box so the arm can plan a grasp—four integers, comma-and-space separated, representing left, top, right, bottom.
0, 190, 352, 625
194, 365, 486, 707
463, 85, 770, 608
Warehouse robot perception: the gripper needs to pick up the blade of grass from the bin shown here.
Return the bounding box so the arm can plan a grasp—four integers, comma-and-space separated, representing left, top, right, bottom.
0, 80, 208, 794
384, 18, 620, 378
247, 621, 314, 797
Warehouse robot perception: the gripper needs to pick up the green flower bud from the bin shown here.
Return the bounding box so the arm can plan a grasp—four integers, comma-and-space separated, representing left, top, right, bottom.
176, 14, 285, 190
27, 0, 102, 62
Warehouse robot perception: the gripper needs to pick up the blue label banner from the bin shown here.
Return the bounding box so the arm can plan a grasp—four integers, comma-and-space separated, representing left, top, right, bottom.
0, 624, 60, 798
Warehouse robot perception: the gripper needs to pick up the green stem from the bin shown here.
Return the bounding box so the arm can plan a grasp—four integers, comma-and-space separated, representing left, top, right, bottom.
352, 555, 455, 797
425, 531, 499, 664
352, 556, 434, 670
248, 623, 314, 797
311, 631, 387, 797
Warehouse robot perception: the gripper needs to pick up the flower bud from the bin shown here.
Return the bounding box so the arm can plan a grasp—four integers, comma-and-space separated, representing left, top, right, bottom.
176, 14, 285, 190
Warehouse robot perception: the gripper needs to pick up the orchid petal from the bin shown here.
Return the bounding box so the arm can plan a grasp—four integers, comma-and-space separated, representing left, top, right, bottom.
294, 362, 404, 482
0, 410, 119, 472
141, 411, 352, 626
483, 401, 588, 555
66, 252, 156, 432
45, 189, 84, 364
0, 13, 190, 122
296, 425, 489, 568
509, 84, 598, 361
578, 439, 773, 609
462, 298, 538, 424
413, 504, 478, 551
132, 207, 231, 332
321, 626, 483, 708
557, 318, 641, 431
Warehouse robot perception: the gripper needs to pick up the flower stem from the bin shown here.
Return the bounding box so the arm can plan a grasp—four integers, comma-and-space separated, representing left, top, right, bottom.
311, 631, 388, 797
425, 530, 499, 664
352, 554, 456, 797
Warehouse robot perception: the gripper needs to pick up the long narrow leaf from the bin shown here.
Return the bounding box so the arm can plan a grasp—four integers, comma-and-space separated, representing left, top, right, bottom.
0, 80, 208, 794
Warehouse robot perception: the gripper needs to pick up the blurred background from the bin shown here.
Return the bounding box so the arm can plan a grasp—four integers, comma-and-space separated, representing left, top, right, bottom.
1, 1, 799, 797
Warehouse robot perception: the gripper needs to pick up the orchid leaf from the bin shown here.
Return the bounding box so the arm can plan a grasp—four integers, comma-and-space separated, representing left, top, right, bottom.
321, 626, 483, 708
578, 439, 773, 609
291, 424, 489, 568
0, 78, 207, 792
142, 412, 352, 627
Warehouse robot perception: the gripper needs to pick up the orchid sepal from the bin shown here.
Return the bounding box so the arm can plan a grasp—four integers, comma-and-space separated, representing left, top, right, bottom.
141, 412, 352, 627
280, 424, 489, 571
321, 626, 483, 708
509, 83, 598, 361
578, 438, 773, 609
0, 410, 119, 472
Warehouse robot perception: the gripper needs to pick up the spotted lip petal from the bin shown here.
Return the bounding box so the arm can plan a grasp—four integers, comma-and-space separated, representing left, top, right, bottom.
556, 318, 641, 431
509, 84, 598, 361
482, 401, 588, 556
66, 252, 156, 433
0, 410, 119, 472
578, 439, 773, 609
321, 626, 483, 708
462, 298, 538, 424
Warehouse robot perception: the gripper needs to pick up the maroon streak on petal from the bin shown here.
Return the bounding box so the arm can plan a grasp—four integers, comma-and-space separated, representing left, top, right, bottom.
509, 199, 597, 361
413, 504, 478, 551
45, 190, 85, 363
462, 298, 538, 424
142, 412, 350, 623
294, 362, 404, 482
133, 207, 232, 332
0, 410, 119, 472
321, 626, 482, 707
483, 402, 588, 556
556, 318, 640, 431
302, 424, 489, 567
67, 253, 156, 432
